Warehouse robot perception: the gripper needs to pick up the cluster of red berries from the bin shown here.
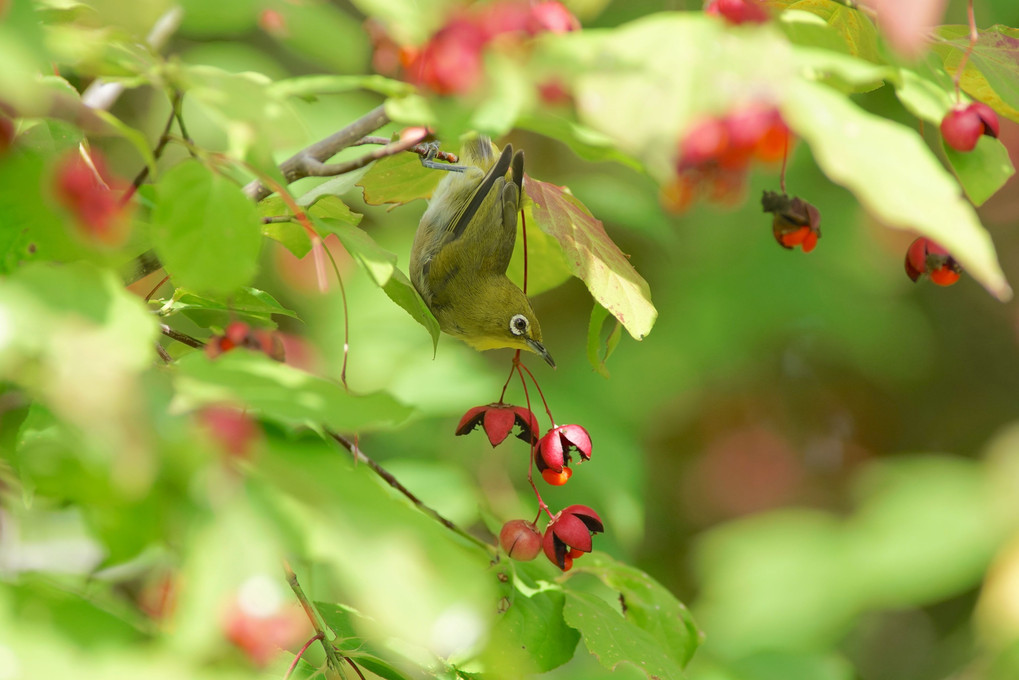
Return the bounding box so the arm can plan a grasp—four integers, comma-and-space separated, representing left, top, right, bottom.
705, 0, 769, 24
662, 106, 791, 212
940, 101, 999, 152
456, 402, 601, 571
367, 0, 578, 95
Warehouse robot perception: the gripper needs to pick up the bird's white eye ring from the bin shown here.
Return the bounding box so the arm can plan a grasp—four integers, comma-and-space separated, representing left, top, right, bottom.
510, 314, 529, 336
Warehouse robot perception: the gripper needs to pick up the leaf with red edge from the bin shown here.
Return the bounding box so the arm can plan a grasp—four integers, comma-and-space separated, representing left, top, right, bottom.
526, 178, 657, 340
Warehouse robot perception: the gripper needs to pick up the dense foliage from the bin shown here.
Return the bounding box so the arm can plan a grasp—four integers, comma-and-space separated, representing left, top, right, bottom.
3, 0, 1019, 678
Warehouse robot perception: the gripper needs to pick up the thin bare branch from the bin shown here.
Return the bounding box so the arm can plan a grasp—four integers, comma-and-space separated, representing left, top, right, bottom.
327, 431, 498, 556
244, 105, 391, 202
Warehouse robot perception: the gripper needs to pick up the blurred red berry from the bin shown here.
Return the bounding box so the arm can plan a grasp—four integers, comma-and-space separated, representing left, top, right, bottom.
536, 424, 591, 477
456, 402, 539, 447
206, 321, 286, 361
543, 505, 603, 571
537, 79, 572, 106
705, 0, 769, 24
762, 191, 821, 253
477, 1, 533, 39
258, 9, 287, 37
905, 237, 962, 286
54, 149, 131, 245
528, 1, 581, 34
500, 519, 542, 560
405, 19, 487, 95
0, 116, 13, 154
223, 591, 310, 668
678, 118, 729, 171
941, 102, 1000, 152
199, 406, 260, 459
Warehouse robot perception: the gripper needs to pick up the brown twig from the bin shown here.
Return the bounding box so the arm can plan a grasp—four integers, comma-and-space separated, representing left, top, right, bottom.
243, 105, 391, 201
283, 562, 345, 678
299, 129, 430, 177
159, 324, 205, 349
327, 431, 498, 555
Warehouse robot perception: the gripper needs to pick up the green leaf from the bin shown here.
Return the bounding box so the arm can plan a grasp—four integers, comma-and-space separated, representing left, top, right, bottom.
309, 196, 363, 227
470, 52, 529, 137
262, 220, 313, 258
383, 268, 442, 351
92, 109, 157, 177
358, 151, 443, 207
527, 177, 657, 340
270, 74, 413, 99
845, 456, 1009, 608
171, 351, 413, 432
296, 166, 372, 207
151, 160, 263, 295
894, 65, 955, 124
315, 217, 396, 286
516, 114, 644, 170
384, 94, 438, 128
779, 0, 881, 61
507, 208, 574, 297
159, 287, 300, 320
563, 590, 686, 680
572, 553, 700, 668
943, 135, 1015, 207
346, 0, 458, 45
586, 303, 622, 378
486, 562, 580, 673
780, 79, 1011, 300
935, 25, 1019, 122
264, 1, 369, 74
790, 45, 895, 92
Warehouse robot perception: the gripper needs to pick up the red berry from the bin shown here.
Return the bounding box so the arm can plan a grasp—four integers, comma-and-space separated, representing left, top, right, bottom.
456, 403, 539, 447
542, 505, 604, 571
705, 0, 769, 25
499, 519, 542, 560
54, 149, 131, 245
199, 406, 260, 459
541, 467, 572, 486
762, 191, 821, 253
904, 237, 962, 286
405, 19, 486, 95
678, 118, 729, 170
970, 101, 1000, 139
940, 103, 999, 152
258, 9, 287, 37
528, 1, 580, 34
537, 424, 592, 475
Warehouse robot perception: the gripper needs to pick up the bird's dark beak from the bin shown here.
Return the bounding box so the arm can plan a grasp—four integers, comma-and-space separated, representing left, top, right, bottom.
527, 338, 556, 369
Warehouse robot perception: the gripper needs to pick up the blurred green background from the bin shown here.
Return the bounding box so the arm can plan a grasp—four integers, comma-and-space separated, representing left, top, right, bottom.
6, 0, 1019, 678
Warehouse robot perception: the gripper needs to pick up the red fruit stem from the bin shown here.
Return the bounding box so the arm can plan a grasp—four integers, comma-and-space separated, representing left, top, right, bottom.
344, 658, 368, 680
521, 204, 529, 295
285, 633, 324, 680
953, 0, 978, 101
518, 360, 555, 425
516, 365, 555, 522
499, 351, 518, 403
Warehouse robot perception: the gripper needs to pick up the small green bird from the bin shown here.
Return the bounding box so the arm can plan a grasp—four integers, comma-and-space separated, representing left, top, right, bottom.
410, 137, 554, 367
